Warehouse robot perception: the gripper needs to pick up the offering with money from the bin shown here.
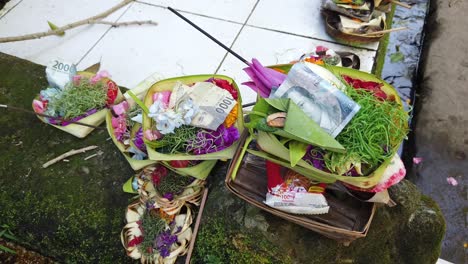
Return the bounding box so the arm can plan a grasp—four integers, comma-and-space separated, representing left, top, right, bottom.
32, 59, 123, 138
243, 61, 409, 192
142, 75, 243, 161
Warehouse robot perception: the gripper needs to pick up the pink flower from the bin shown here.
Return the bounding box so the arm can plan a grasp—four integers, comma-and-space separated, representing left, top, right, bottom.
90, 70, 111, 85
316, 46, 329, 54
144, 129, 162, 141
112, 101, 129, 116
32, 99, 45, 114
152, 91, 171, 109
72, 75, 82, 85
90, 75, 100, 85
96, 70, 110, 79
413, 157, 423, 164
446, 177, 458, 186
111, 115, 127, 141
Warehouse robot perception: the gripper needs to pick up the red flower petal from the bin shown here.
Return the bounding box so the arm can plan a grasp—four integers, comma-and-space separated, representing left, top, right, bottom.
212, 78, 238, 100
128, 236, 143, 247
169, 160, 190, 168
106, 80, 118, 105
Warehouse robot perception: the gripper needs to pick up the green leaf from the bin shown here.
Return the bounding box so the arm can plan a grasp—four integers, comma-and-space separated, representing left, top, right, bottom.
264, 98, 289, 111
390, 52, 405, 63
2, 233, 17, 241
127, 91, 149, 114
0, 244, 16, 254
245, 97, 271, 129
281, 100, 345, 153
289, 140, 308, 167
122, 176, 137, 193
47, 21, 65, 36
0, 229, 5, 237
84, 62, 101, 74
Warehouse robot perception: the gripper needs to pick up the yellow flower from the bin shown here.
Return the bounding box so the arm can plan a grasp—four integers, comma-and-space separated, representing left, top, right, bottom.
224, 104, 239, 128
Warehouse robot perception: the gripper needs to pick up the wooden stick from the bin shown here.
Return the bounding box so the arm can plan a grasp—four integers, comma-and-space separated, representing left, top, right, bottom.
391, 0, 412, 9
0, 0, 135, 43
90, 20, 159, 27
42, 145, 98, 168
363, 26, 407, 36
185, 188, 209, 264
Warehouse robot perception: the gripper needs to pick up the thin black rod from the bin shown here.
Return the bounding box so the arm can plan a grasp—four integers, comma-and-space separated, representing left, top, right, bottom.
242, 102, 255, 108
167, 7, 250, 66
0, 104, 104, 129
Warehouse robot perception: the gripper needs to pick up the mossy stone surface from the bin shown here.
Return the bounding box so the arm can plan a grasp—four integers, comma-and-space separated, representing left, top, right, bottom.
0, 53, 134, 263
194, 164, 445, 264
0, 53, 445, 263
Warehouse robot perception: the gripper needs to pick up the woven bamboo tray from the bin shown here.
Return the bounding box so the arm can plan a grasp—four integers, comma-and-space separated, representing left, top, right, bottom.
225, 131, 376, 244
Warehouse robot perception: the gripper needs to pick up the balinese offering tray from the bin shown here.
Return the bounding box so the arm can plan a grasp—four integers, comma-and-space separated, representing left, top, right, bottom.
226, 131, 376, 243
322, 0, 388, 44
142, 75, 244, 162
33, 70, 123, 138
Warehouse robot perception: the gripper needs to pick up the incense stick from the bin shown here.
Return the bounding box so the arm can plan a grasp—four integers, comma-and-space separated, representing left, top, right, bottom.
167, 7, 250, 66
0, 104, 105, 129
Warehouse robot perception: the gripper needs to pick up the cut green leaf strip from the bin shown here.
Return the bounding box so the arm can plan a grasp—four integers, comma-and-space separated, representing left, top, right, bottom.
127, 91, 149, 114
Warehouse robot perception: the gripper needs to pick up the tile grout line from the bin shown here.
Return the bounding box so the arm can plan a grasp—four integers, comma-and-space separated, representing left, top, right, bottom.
137, 0, 376, 53
76, 2, 134, 67
214, 0, 261, 74
243, 24, 378, 52
135, 0, 244, 25
0, 0, 24, 20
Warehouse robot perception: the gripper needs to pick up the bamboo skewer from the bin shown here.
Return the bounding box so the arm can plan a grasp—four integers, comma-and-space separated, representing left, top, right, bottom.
363, 26, 407, 36
184, 188, 209, 264
391, 0, 412, 9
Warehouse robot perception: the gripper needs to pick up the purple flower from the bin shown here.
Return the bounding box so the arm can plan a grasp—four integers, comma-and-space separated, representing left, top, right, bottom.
187, 125, 239, 155
133, 127, 147, 152
163, 192, 174, 201
242, 58, 286, 98
302, 145, 325, 171
47, 108, 98, 126
154, 230, 178, 258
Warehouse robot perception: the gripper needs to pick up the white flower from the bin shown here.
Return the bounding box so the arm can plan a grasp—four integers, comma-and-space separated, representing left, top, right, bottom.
148, 100, 164, 119
128, 146, 147, 160
130, 114, 143, 124
177, 98, 198, 125
166, 110, 184, 128
156, 118, 176, 134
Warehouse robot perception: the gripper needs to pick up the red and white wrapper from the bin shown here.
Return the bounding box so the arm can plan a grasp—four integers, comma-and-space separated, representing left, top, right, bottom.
264, 161, 330, 215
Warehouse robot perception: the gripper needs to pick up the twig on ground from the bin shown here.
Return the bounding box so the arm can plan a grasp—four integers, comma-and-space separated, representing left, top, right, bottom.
42, 145, 98, 168
91, 20, 158, 27
0, 0, 148, 43
84, 150, 104, 160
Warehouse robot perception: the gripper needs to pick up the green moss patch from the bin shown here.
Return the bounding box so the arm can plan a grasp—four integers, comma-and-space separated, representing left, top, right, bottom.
0, 53, 133, 262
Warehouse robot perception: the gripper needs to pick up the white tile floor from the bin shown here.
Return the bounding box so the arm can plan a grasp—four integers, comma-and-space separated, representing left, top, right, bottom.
0, 0, 378, 104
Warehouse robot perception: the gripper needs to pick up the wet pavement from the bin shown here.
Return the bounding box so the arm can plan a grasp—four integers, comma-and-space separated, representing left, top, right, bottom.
396, 0, 468, 263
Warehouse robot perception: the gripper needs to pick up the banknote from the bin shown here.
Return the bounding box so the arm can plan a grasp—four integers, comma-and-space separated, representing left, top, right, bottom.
46, 59, 76, 89
271, 62, 360, 138
180, 82, 237, 131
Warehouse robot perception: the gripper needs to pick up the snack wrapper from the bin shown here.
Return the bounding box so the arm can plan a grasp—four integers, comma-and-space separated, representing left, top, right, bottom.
264, 161, 330, 215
